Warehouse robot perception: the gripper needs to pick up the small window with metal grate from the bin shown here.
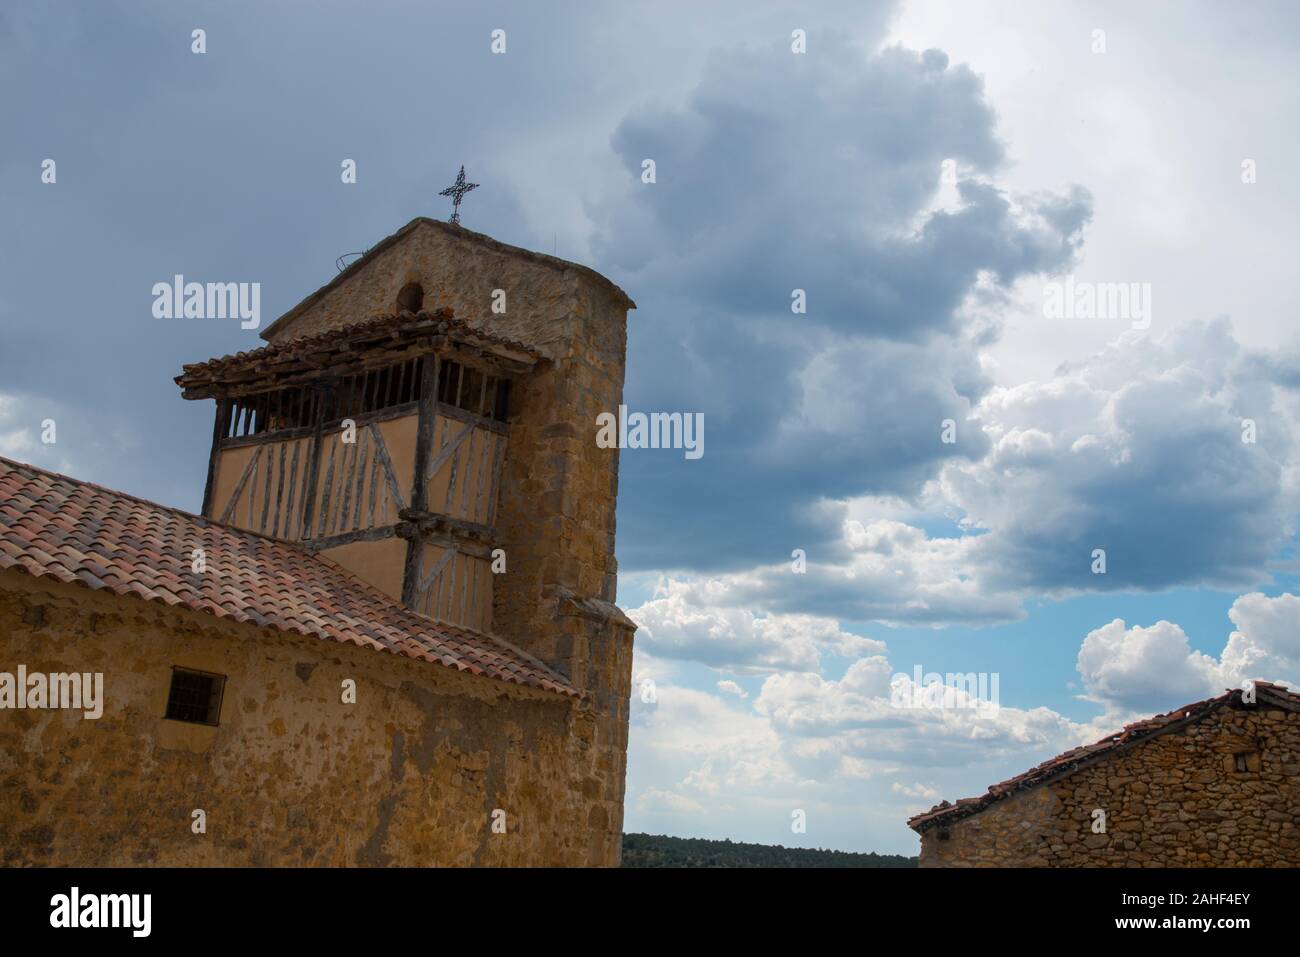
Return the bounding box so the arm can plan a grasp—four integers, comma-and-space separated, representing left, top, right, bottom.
164, 667, 226, 726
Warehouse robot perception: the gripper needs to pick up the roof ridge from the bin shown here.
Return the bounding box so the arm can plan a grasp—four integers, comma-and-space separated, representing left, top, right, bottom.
260, 216, 635, 342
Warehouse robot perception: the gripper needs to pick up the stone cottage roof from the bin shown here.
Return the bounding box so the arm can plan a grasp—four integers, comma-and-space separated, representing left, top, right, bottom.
175, 307, 541, 399
259, 217, 636, 342
908, 682, 1300, 833
0, 457, 578, 697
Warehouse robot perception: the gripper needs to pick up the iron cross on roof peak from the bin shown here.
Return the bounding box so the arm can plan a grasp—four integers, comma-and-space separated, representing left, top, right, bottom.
438, 165, 479, 225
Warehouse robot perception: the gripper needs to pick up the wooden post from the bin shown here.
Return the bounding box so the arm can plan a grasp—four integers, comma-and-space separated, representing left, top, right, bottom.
299, 383, 330, 540
401, 354, 440, 607
201, 398, 228, 519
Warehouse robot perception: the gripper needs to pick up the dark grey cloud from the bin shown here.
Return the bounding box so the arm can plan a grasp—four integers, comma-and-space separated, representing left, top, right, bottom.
595, 35, 1090, 571
599, 41, 1086, 340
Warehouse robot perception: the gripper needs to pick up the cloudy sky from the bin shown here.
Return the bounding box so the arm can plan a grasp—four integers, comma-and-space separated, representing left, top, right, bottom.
4, 1, 1299, 855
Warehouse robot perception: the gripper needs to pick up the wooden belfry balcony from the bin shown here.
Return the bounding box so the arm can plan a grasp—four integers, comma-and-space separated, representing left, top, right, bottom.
176, 310, 541, 632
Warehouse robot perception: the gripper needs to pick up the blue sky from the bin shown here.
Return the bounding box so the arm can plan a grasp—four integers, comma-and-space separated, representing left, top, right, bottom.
3, 0, 1300, 856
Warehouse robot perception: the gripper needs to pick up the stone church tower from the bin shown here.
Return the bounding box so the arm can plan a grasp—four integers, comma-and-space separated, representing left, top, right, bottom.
180, 218, 637, 720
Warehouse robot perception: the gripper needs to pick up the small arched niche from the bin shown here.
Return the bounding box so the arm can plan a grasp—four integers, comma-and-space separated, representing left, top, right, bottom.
396, 282, 425, 313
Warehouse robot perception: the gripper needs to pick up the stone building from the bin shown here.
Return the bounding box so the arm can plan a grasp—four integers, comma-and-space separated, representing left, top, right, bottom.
908, 682, 1300, 867
0, 217, 637, 866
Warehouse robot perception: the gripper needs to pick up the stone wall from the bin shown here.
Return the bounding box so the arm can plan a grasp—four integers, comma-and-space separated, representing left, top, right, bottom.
0, 572, 625, 866
481, 252, 635, 851
917, 701, 1300, 866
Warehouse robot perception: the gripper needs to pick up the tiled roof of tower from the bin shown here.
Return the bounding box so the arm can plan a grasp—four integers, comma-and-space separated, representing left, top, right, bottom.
175, 308, 542, 397
907, 682, 1300, 832
0, 456, 578, 698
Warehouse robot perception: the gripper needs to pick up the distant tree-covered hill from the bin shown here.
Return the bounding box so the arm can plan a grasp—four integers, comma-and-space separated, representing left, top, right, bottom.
621, 833, 917, 868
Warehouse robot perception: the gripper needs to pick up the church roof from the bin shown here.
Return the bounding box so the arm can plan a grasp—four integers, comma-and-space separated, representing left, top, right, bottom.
907, 682, 1300, 833
176, 308, 540, 398
0, 456, 578, 698
259, 217, 636, 342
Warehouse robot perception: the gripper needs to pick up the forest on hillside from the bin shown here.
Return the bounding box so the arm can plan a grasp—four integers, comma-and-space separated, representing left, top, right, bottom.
620, 833, 918, 868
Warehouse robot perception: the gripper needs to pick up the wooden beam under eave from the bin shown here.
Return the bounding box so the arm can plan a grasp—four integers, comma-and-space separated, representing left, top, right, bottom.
397, 507, 495, 545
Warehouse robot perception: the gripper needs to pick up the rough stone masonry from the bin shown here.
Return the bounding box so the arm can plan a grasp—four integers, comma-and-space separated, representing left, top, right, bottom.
909, 684, 1300, 867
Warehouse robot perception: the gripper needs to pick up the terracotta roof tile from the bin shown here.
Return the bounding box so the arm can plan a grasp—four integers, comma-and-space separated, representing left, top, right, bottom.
907, 682, 1300, 832
0, 456, 577, 698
